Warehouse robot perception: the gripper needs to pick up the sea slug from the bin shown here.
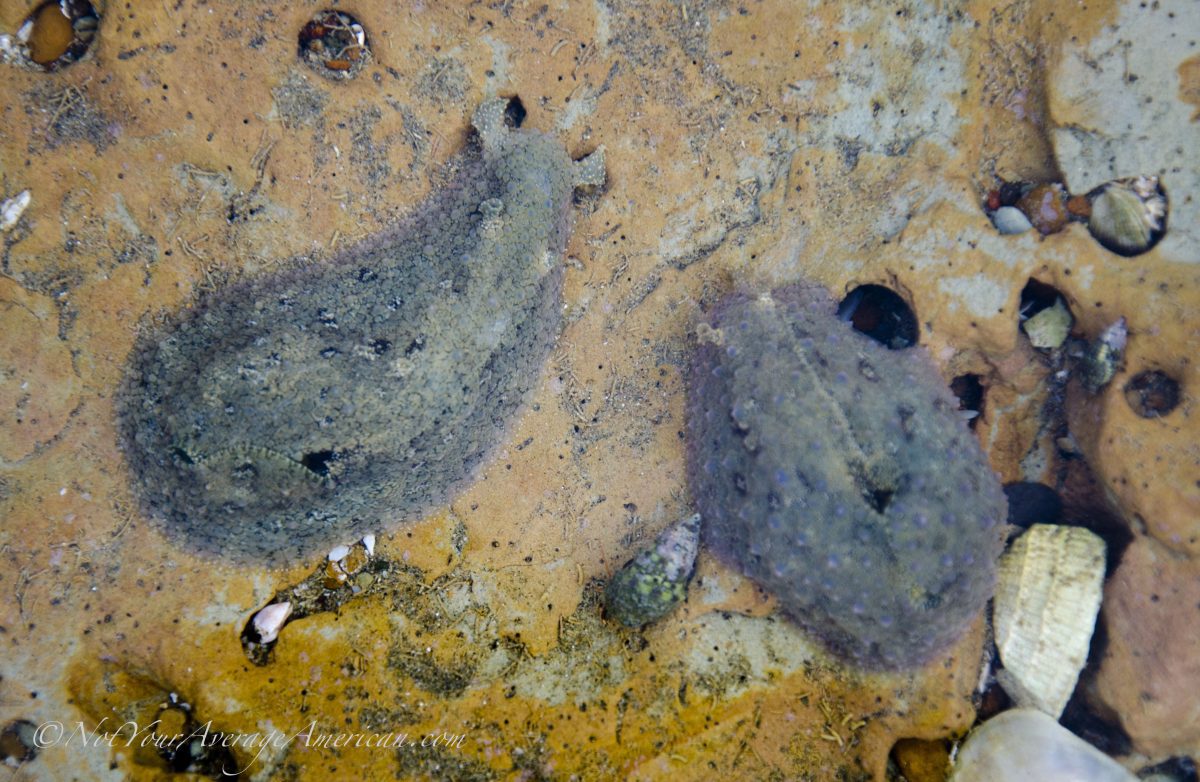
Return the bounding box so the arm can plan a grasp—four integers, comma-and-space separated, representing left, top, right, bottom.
685, 286, 1007, 668
117, 98, 605, 567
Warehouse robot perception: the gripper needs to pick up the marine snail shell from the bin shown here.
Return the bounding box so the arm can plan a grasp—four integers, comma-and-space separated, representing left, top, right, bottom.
993, 524, 1106, 719
1087, 175, 1167, 256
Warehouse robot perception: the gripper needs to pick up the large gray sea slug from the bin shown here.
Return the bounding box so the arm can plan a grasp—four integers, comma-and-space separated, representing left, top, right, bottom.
685, 286, 1007, 669
117, 98, 605, 567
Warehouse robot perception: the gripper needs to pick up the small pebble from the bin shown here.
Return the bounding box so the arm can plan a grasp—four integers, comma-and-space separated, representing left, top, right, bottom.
1017, 183, 1070, 235
992, 205, 1033, 235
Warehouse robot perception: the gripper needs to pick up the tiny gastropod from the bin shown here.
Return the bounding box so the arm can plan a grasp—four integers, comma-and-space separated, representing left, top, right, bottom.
1087, 175, 1168, 256
605, 513, 701, 627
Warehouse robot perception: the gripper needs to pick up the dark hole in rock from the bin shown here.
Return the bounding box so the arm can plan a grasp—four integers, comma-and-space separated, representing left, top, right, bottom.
0, 719, 38, 763
19, 0, 99, 71
1138, 756, 1199, 782
300, 449, 336, 477
1059, 630, 1132, 757
1123, 370, 1181, 418
1018, 277, 1061, 320
836, 284, 918, 349
503, 96, 527, 128
1058, 454, 1135, 574
1003, 482, 1063, 529
298, 9, 370, 81
997, 180, 1026, 208
950, 373, 984, 430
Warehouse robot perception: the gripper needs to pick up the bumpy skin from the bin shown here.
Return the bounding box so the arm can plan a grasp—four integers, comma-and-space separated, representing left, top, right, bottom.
117, 99, 604, 567
686, 287, 1007, 669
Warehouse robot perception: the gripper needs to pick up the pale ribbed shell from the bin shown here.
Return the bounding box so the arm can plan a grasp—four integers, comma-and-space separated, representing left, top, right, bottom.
993, 524, 1106, 718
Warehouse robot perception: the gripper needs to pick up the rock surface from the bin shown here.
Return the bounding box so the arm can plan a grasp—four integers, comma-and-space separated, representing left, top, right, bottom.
1092, 536, 1200, 760
1047, 0, 1200, 263
0, 0, 1195, 778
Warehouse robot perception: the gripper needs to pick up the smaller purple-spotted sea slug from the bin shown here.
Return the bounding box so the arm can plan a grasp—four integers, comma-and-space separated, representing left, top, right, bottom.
685, 285, 1008, 669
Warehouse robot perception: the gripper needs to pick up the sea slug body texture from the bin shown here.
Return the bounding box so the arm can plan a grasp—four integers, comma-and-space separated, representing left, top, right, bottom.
685, 286, 1007, 669
117, 98, 604, 567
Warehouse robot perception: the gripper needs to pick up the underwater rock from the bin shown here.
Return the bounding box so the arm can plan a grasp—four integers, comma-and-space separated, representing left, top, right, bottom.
605, 513, 701, 627
116, 98, 605, 566
993, 524, 1105, 719
685, 286, 1007, 669
950, 709, 1137, 782
1017, 183, 1070, 235
1094, 536, 1200, 759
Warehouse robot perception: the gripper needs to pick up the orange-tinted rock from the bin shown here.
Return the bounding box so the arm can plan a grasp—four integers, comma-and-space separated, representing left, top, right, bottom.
1017, 183, 1070, 235
1093, 537, 1200, 759
0, 279, 80, 462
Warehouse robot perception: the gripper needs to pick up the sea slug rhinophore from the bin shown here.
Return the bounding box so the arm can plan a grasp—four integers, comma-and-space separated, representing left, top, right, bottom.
117, 98, 605, 567
685, 286, 1007, 669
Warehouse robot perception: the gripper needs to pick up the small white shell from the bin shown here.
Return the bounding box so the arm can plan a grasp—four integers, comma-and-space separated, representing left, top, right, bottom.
950, 709, 1136, 782
251, 601, 293, 644
1, 190, 31, 232
993, 524, 1106, 718
362, 533, 375, 556
991, 205, 1033, 235
327, 544, 350, 562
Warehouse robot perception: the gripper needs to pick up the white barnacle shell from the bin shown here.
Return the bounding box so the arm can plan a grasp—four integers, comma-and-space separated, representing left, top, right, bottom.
251, 601, 293, 644
993, 524, 1106, 719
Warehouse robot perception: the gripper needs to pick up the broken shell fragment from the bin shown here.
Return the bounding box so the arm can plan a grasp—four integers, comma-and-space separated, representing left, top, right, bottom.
993, 524, 1106, 718
1021, 298, 1072, 350
0, 190, 31, 232
605, 513, 701, 627
950, 709, 1136, 782
250, 601, 293, 644
1088, 176, 1167, 256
